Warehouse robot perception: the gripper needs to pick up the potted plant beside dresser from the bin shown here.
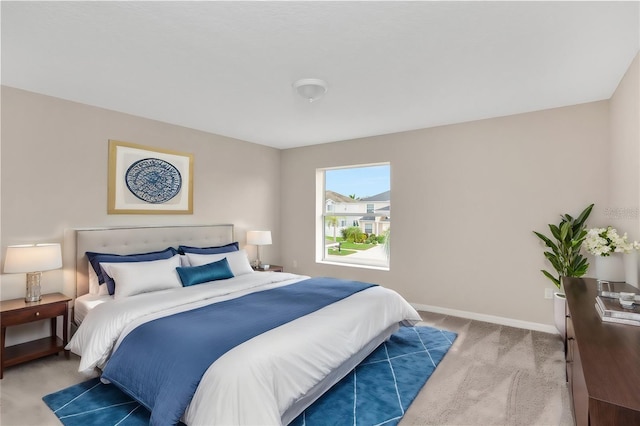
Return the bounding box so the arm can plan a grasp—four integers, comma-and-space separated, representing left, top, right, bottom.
533, 203, 593, 336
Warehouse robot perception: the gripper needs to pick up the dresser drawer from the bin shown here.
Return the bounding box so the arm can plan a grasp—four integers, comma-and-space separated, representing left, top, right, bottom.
1, 302, 66, 326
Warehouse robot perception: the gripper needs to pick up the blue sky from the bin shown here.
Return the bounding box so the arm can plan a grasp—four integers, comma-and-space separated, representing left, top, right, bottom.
325, 164, 390, 199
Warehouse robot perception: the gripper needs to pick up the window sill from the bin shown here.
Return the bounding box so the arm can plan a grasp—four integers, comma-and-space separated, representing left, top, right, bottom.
316, 260, 390, 272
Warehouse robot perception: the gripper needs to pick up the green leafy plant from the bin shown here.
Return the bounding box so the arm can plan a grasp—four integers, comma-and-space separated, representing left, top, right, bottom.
342, 226, 364, 243
533, 204, 594, 289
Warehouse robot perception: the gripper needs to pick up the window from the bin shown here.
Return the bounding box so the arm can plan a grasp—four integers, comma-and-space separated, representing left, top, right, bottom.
317, 163, 390, 269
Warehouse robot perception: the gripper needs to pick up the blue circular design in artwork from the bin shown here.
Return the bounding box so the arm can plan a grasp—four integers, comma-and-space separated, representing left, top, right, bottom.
125, 158, 182, 204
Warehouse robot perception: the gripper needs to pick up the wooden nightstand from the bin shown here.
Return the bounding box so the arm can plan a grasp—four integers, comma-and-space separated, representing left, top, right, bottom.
0, 292, 71, 379
253, 265, 284, 272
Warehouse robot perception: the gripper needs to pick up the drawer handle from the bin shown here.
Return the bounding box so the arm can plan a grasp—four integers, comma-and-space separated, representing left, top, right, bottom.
35, 312, 40, 317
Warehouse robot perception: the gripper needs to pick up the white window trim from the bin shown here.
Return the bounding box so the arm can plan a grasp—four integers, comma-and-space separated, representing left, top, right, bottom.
315, 164, 390, 271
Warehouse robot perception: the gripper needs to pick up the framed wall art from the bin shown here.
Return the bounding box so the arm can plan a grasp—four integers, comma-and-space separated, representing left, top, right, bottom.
108, 140, 194, 214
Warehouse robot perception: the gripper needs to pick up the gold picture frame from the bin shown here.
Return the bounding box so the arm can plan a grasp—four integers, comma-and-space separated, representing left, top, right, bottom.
108, 140, 193, 214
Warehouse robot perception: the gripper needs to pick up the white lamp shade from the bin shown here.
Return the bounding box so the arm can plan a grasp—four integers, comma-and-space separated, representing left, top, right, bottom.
246, 231, 272, 246
4, 244, 62, 273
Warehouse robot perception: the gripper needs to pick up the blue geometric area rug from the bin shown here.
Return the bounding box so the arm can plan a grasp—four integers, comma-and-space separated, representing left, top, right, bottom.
43, 326, 456, 426
291, 326, 457, 426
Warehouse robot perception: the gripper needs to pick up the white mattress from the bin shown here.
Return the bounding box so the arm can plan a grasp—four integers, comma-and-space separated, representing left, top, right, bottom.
74, 293, 112, 325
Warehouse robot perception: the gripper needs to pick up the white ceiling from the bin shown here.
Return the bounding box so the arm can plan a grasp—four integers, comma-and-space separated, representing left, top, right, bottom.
2, 1, 639, 149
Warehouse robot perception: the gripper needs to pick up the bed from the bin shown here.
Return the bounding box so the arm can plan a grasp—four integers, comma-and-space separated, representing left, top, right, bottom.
67, 225, 422, 426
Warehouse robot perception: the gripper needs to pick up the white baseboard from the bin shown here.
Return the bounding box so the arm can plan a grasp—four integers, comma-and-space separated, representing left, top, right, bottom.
411, 302, 559, 335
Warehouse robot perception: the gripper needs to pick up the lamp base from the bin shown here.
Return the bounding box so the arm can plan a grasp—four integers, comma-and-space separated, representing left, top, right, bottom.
25, 272, 42, 302
256, 246, 262, 268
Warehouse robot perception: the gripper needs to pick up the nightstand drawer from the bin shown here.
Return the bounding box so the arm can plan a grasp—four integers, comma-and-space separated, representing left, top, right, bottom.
1, 302, 66, 326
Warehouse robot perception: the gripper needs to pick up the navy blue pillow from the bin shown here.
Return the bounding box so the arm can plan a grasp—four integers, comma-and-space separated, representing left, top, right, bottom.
176, 258, 234, 287
177, 242, 239, 255
86, 247, 177, 295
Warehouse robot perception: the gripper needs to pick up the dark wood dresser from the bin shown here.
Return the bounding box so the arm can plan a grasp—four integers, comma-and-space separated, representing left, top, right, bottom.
563, 277, 640, 426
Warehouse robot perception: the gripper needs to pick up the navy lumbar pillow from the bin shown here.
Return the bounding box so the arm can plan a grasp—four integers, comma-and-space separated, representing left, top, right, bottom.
176, 257, 235, 287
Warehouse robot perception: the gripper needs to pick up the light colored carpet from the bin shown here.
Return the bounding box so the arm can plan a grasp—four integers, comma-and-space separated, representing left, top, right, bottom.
0, 312, 573, 426
400, 312, 573, 426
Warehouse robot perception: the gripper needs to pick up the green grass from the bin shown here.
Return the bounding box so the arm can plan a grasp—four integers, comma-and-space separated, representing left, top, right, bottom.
325, 240, 375, 251
336, 241, 375, 250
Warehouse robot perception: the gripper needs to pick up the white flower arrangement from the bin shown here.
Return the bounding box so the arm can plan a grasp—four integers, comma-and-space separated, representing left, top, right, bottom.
583, 226, 637, 256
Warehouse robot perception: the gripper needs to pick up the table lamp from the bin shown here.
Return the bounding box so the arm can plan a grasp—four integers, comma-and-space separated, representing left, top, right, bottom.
246, 231, 272, 268
4, 243, 62, 302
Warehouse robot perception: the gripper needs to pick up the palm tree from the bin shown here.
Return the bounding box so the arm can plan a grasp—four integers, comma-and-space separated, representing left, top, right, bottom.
326, 216, 339, 241
383, 228, 391, 259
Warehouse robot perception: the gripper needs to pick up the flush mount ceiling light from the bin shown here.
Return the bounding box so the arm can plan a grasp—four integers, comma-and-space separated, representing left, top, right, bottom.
293, 78, 328, 103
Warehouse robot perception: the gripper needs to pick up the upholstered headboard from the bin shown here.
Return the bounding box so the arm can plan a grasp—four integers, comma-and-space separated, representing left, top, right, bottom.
74, 225, 234, 297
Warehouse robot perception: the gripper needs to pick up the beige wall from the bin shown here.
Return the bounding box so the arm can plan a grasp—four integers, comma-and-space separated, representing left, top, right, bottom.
1, 86, 282, 302
609, 53, 640, 285
281, 101, 611, 329
609, 53, 639, 239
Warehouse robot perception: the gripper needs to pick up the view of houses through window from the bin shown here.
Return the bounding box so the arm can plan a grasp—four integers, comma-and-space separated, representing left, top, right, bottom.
318, 164, 390, 269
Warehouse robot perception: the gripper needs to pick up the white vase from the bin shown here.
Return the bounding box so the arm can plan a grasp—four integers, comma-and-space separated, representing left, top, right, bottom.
624, 251, 639, 288
553, 292, 566, 337
595, 253, 625, 282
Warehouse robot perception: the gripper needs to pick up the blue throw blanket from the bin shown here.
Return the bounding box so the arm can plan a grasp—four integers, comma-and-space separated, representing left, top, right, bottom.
101, 277, 376, 426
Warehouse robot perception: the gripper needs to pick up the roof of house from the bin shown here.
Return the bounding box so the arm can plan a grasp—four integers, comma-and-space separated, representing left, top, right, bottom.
361, 191, 390, 202
325, 190, 356, 203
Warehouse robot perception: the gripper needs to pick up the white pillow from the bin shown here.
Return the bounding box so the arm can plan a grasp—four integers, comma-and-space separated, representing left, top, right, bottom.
88, 261, 99, 295
101, 255, 182, 300
88, 261, 109, 296
185, 249, 254, 277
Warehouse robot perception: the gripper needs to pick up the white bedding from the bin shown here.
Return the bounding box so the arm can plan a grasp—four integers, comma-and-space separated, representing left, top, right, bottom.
73, 293, 112, 325
67, 272, 421, 425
